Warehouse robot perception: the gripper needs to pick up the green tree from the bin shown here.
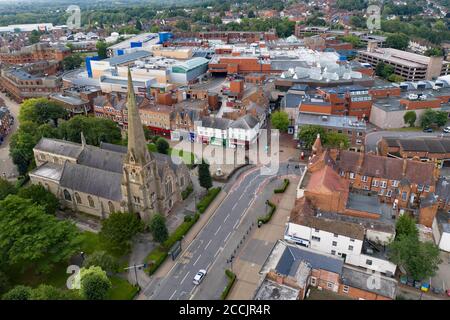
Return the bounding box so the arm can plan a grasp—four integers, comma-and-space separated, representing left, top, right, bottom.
9, 125, 41, 174
96, 40, 108, 59
213, 16, 222, 25
198, 160, 213, 191
99, 212, 144, 254
0, 178, 16, 201
150, 25, 160, 33
28, 30, 41, 44
2, 285, 32, 300
271, 111, 290, 132
0, 271, 9, 294
62, 53, 83, 71
149, 214, 169, 243
156, 137, 170, 155
420, 109, 448, 128
176, 20, 190, 31
425, 47, 444, 57
389, 235, 441, 280
17, 184, 59, 215
325, 132, 350, 149
29, 284, 73, 300
341, 35, 362, 48
396, 214, 418, 238
248, 10, 256, 18
79, 266, 111, 300
403, 111, 417, 127
135, 19, 143, 31
385, 33, 410, 50
298, 125, 326, 149
387, 74, 404, 83
83, 251, 119, 274
19, 98, 67, 127
0, 195, 80, 273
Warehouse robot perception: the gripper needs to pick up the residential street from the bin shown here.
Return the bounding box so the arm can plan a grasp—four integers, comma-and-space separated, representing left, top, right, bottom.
0, 92, 19, 180
142, 163, 303, 300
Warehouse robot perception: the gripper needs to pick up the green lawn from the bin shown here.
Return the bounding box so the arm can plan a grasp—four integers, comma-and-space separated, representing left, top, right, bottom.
79, 231, 104, 254
108, 276, 139, 300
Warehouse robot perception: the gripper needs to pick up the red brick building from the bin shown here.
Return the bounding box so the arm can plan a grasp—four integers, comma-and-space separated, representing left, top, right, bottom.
0, 43, 70, 64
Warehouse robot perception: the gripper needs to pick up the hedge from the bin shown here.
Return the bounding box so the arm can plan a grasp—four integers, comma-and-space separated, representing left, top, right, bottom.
274, 179, 290, 194
146, 247, 168, 275
162, 213, 200, 251
181, 185, 193, 200
221, 269, 237, 300
257, 201, 276, 225
196, 187, 221, 213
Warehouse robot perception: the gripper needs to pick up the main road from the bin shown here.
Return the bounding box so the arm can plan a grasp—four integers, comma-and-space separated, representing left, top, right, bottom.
146, 164, 297, 300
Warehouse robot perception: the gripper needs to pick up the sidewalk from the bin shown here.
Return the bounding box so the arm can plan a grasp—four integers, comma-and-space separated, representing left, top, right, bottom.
137, 189, 228, 299
227, 176, 299, 300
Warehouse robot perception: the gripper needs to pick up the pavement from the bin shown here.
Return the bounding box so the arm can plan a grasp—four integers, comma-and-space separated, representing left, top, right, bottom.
0, 92, 19, 180
138, 163, 303, 300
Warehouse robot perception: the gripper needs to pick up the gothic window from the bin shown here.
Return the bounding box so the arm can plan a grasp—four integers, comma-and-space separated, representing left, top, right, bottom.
108, 201, 115, 213
88, 196, 95, 207
165, 178, 173, 195
180, 176, 184, 188
75, 192, 82, 204
63, 189, 72, 201
130, 169, 137, 182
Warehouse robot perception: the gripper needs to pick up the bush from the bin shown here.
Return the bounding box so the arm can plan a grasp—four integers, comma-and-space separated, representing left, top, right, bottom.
196, 187, 221, 213
257, 201, 277, 225
274, 179, 290, 193
221, 269, 236, 300
181, 185, 193, 200
146, 247, 169, 275
184, 215, 192, 223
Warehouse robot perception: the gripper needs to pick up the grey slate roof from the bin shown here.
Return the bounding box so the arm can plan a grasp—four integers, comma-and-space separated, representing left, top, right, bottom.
397, 138, 450, 153
60, 162, 122, 201
34, 138, 83, 159
230, 114, 259, 129
77, 145, 125, 174
200, 116, 233, 130
100, 142, 127, 154
282, 92, 304, 108
275, 244, 344, 277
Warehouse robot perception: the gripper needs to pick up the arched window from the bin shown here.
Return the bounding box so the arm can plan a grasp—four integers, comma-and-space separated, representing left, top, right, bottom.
63, 189, 71, 201
180, 176, 184, 188
75, 192, 82, 204
108, 201, 115, 213
87, 196, 95, 207
165, 178, 172, 195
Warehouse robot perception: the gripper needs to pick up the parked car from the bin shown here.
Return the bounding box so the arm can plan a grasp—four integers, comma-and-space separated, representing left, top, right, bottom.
443, 126, 450, 133
193, 269, 207, 285
423, 127, 433, 133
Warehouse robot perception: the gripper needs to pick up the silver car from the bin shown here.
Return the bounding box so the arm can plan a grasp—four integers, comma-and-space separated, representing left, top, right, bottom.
193, 269, 207, 285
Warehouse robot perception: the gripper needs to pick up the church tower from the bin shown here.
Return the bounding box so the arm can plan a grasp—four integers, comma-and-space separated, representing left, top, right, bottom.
121, 69, 163, 221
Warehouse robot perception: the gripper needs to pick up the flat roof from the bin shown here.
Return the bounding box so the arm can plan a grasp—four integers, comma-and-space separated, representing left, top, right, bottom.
103, 50, 152, 66
254, 279, 300, 300
358, 48, 433, 68
296, 113, 367, 131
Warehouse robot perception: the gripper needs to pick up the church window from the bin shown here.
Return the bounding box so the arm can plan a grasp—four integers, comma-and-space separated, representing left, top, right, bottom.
75, 192, 82, 204
63, 189, 72, 201
108, 201, 115, 213
88, 196, 95, 207
165, 179, 173, 195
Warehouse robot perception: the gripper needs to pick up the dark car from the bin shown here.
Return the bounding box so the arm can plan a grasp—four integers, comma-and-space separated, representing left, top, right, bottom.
423, 127, 433, 133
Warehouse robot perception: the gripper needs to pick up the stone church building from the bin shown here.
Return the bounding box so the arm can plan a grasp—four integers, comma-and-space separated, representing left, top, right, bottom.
29, 70, 191, 221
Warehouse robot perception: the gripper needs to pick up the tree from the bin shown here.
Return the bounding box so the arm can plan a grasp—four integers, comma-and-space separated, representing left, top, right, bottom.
176, 20, 189, 31
79, 266, 111, 300
341, 35, 362, 48
375, 62, 395, 79
325, 132, 350, 149
96, 41, 108, 59
395, 214, 418, 238
19, 98, 67, 126
99, 212, 144, 254
213, 16, 222, 25
387, 74, 404, 83
150, 25, 160, 33
156, 137, 170, 155
425, 47, 444, 57
248, 10, 256, 18
62, 54, 83, 71
2, 285, 32, 300
0, 195, 81, 273
17, 184, 59, 215
389, 235, 441, 280
298, 125, 326, 149
198, 160, 213, 191
149, 214, 169, 243
28, 30, 41, 44
385, 33, 410, 50
0, 271, 9, 294
420, 109, 448, 128
0, 178, 16, 201
29, 284, 72, 300
403, 111, 417, 127
9, 126, 41, 175
135, 19, 143, 31
271, 111, 290, 132
83, 251, 119, 274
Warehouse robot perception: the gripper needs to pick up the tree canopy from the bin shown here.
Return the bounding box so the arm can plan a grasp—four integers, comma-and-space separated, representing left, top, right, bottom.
198, 160, 213, 190
420, 109, 448, 128
156, 137, 170, 155
79, 266, 111, 300
385, 33, 410, 50
403, 111, 417, 127
271, 111, 290, 132
149, 214, 169, 243
19, 98, 67, 126
17, 184, 59, 215
83, 251, 119, 274
0, 178, 16, 201
62, 54, 83, 71
298, 125, 350, 150
96, 41, 108, 59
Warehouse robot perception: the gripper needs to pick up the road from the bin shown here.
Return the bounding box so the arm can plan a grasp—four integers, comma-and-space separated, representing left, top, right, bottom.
146, 163, 301, 300
0, 92, 20, 179
364, 130, 442, 153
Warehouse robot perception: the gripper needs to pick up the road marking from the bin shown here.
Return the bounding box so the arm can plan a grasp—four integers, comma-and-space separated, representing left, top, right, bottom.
206, 262, 212, 270
180, 272, 189, 285
204, 239, 212, 250
224, 231, 232, 243
214, 225, 222, 236
193, 254, 202, 266
214, 247, 223, 258
224, 213, 230, 221
233, 219, 239, 229
169, 290, 177, 300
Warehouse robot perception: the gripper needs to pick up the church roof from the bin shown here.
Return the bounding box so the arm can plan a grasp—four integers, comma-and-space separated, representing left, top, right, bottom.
34, 137, 83, 159
77, 145, 124, 174
60, 162, 122, 201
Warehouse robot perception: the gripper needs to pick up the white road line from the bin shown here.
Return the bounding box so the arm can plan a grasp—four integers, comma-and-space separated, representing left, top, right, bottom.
233, 219, 239, 229
214, 225, 222, 236
224, 231, 231, 243
224, 213, 230, 222
206, 262, 212, 270
204, 239, 212, 250
214, 247, 223, 258
193, 254, 202, 266
180, 272, 189, 285
169, 290, 177, 300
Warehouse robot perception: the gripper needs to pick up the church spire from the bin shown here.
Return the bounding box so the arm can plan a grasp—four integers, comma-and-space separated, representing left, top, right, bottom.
312, 133, 323, 155
126, 68, 150, 164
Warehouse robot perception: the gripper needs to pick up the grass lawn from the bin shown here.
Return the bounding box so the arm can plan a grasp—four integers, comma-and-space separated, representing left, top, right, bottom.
387, 127, 422, 132
108, 276, 139, 300
79, 231, 104, 254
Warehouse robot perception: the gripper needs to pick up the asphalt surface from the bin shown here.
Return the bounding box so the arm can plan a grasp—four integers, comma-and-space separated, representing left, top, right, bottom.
0, 92, 19, 179
146, 164, 300, 300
